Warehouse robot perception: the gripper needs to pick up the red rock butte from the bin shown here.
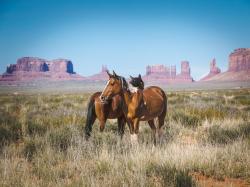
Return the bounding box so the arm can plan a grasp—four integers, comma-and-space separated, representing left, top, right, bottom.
143, 61, 193, 83
0, 57, 84, 81
200, 48, 250, 81
200, 58, 221, 81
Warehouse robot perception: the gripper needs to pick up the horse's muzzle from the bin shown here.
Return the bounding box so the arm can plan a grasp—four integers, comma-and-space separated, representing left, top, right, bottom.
99, 95, 109, 104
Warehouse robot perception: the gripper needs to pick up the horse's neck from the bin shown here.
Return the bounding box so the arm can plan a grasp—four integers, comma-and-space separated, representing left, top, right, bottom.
131, 90, 143, 108
122, 90, 132, 107
122, 89, 144, 110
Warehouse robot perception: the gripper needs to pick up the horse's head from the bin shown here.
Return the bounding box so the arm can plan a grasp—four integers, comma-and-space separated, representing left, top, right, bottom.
100, 71, 128, 103
129, 74, 144, 90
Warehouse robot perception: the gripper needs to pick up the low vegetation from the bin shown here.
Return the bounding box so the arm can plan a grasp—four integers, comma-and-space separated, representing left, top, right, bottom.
0, 89, 249, 186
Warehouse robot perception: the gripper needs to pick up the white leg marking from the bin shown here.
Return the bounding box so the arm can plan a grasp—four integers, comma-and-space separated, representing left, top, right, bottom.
130, 134, 138, 144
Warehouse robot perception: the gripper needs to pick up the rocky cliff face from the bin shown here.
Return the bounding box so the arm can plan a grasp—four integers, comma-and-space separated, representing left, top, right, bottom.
228, 48, 250, 71
1, 57, 84, 81
6, 57, 48, 73
146, 64, 176, 78
200, 59, 221, 81
143, 61, 193, 83
199, 48, 250, 81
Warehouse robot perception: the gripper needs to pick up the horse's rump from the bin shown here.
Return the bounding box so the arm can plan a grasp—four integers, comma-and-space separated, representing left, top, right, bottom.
140, 86, 167, 120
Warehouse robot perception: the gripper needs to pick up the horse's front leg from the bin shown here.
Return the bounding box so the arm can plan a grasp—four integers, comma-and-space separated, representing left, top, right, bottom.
118, 116, 126, 139
130, 118, 140, 144
99, 117, 107, 132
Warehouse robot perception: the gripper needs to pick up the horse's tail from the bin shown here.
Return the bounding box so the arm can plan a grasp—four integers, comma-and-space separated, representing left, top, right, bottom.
161, 89, 168, 118
85, 94, 97, 139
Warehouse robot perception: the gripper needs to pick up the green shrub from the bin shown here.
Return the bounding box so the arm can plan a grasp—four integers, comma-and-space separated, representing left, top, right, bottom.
234, 95, 250, 105
207, 125, 239, 144
191, 107, 226, 121
206, 123, 250, 145
27, 121, 47, 136
0, 127, 12, 146
238, 123, 250, 138
0, 111, 22, 147
146, 163, 195, 186
49, 127, 73, 151
175, 170, 195, 187
23, 140, 38, 161
172, 111, 201, 128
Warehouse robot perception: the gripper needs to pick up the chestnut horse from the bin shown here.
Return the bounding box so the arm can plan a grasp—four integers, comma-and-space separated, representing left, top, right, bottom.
100, 71, 167, 144
85, 77, 126, 139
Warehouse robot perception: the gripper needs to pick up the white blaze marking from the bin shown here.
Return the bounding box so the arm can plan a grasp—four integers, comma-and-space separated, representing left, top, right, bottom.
100, 80, 110, 97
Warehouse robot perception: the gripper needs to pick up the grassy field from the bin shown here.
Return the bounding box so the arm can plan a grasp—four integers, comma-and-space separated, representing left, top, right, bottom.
0, 88, 249, 186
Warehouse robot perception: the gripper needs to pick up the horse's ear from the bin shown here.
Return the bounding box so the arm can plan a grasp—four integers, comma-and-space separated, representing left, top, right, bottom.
106, 70, 112, 78
113, 70, 118, 78
138, 74, 142, 79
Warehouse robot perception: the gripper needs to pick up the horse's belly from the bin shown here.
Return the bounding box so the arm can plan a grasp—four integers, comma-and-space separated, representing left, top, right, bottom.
108, 110, 122, 119
139, 114, 157, 121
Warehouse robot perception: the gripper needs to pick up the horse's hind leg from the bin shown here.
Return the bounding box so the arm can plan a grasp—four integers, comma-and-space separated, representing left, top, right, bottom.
148, 120, 156, 145
118, 116, 126, 139
157, 115, 165, 144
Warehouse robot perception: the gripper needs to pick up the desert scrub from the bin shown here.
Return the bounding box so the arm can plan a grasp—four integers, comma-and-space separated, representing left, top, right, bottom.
0, 110, 22, 148
49, 126, 75, 151
146, 163, 195, 187
22, 138, 44, 161
0, 89, 249, 186
170, 110, 202, 128
234, 95, 250, 105
27, 120, 47, 136
204, 122, 250, 145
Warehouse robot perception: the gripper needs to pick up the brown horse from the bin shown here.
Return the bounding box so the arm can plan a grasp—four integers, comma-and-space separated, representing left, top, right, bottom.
85, 75, 127, 139
100, 71, 167, 144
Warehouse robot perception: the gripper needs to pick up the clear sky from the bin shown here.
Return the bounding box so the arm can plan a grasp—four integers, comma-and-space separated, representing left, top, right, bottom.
0, 0, 250, 80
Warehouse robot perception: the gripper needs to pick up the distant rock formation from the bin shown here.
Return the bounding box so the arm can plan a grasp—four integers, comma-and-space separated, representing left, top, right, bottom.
85, 65, 109, 81
143, 61, 193, 83
228, 48, 250, 71
146, 64, 176, 77
200, 58, 221, 81
0, 57, 84, 81
199, 48, 250, 81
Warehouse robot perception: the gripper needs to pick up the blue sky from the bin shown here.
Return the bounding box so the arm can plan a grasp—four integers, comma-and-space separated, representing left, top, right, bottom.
0, 0, 250, 80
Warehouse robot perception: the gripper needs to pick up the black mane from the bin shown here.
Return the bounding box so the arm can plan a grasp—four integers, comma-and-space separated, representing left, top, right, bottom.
118, 76, 128, 91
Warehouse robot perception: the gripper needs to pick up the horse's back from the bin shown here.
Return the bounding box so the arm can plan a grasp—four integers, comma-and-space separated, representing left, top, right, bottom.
140, 86, 167, 120
143, 86, 166, 101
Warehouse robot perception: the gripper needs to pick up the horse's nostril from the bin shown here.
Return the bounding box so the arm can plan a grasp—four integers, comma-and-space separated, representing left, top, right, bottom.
100, 96, 105, 101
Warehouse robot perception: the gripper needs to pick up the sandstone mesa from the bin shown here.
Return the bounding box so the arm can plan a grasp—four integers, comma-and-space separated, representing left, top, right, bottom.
200, 48, 250, 81
143, 61, 193, 83
0, 57, 85, 81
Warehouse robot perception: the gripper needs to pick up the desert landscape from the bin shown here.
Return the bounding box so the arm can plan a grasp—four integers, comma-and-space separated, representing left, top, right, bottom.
1, 0, 250, 186
0, 86, 249, 186
0, 48, 250, 186
0, 44, 250, 186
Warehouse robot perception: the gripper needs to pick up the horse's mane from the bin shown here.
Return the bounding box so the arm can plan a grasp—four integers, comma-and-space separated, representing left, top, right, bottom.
117, 76, 129, 91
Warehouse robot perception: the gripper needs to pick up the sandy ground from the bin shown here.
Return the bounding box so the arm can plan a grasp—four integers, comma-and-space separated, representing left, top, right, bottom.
191, 172, 250, 187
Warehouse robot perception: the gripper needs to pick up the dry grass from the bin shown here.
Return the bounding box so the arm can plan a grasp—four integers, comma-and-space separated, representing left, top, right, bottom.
0, 89, 250, 186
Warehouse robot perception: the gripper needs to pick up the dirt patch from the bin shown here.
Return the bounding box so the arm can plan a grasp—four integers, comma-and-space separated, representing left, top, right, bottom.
191, 172, 250, 187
